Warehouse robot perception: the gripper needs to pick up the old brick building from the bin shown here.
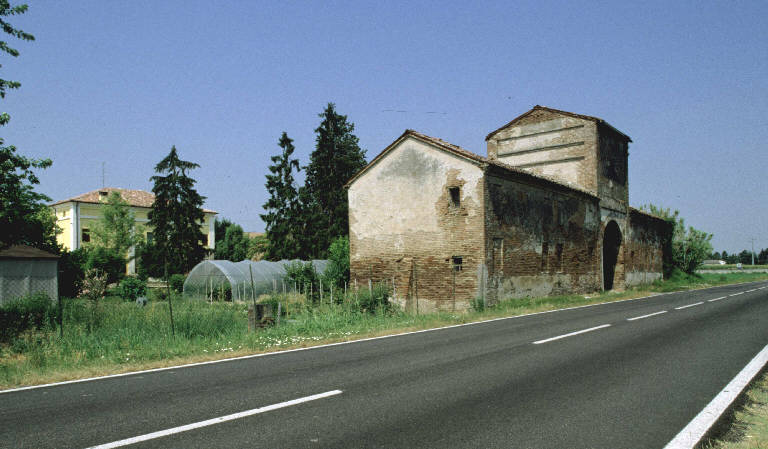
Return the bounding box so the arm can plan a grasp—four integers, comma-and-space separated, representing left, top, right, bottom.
347, 106, 670, 312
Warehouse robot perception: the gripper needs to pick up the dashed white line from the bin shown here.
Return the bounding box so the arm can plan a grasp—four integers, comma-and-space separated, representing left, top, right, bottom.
729, 292, 744, 297
707, 297, 727, 303
87, 390, 343, 449
532, 324, 611, 345
746, 289, 756, 293
627, 310, 667, 321
675, 302, 704, 310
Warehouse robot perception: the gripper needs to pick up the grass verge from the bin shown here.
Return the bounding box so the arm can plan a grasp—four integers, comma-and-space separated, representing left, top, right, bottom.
704, 371, 768, 449
1, 271, 767, 390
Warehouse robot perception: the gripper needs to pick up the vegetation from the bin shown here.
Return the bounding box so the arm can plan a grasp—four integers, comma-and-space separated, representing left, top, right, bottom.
301, 103, 368, 258
0, 1, 58, 253
91, 191, 143, 257
214, 221, 249, 261
323, 236, 350, 288
261, 132, 303, 260
705, 372, 768, 449
642, 204, 713, 274
711, 248, 768, 266
146, 146, 207, 275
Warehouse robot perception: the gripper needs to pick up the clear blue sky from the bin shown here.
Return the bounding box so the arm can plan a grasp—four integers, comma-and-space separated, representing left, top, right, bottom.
5, 0, 767, 253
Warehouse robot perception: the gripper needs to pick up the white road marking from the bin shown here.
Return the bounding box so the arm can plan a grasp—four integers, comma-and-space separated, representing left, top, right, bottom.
87, 390, 343, 449
627, 310, 667, 321
664, 344, 768, 449
532, 324, 611, 345
675, 302, 704, 310
707, 297, 727, 302
729, 292, 744, 297
746, 289, 756, 292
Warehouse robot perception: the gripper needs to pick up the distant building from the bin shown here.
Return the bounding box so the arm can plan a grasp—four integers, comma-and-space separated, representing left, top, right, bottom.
347, 106, 671, 312
50, 188, 217, 274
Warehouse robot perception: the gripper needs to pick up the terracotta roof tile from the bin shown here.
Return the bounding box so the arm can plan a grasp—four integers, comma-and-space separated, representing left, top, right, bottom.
51, 187, 217, 214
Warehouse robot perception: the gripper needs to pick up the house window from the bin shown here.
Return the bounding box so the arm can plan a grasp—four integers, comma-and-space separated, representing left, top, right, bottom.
146, 232, 153, 244
201, 235, 208, 246
452, 256, 463, 271
449, 187, 460, 207
82, 228, 90, 243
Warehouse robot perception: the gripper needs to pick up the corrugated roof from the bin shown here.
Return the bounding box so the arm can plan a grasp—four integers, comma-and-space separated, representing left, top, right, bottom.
485, 105, 632, 142
345, 129, 598, 198
51, 187, 217, 214
0, 245, 59, 259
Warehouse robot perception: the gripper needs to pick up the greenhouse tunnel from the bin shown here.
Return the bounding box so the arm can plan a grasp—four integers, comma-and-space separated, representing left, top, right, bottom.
183, 260, 329, 301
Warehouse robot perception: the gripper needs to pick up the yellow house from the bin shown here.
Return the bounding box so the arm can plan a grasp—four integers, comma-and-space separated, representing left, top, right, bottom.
50, 187, 217, 274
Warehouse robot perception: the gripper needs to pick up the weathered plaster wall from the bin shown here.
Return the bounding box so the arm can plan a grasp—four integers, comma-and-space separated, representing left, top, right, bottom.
625, 211, 669, 287
348, 137, 486, 312
483, 170, 601, 302
487, 109, 599, 194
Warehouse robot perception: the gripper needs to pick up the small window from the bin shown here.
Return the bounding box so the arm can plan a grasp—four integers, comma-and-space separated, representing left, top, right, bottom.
449, 187, 460, 207
452, 256, 463, 271
146, 232, 153, 244
81, 228, 90, 243
201, 235, 208, 246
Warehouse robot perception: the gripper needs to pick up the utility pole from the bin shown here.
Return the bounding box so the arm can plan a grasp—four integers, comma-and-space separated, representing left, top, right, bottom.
750, 237, 756, 265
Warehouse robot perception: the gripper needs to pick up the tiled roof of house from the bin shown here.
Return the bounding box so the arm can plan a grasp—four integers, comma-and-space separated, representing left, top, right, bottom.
346, 129, 598, 199
51, 187, 217, 214
485, 105, 632, 142
0, 244, 59, 259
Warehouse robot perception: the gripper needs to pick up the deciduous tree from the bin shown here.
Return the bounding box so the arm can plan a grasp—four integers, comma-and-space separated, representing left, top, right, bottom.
641, 204, 713, 274
91, 191, 143, 257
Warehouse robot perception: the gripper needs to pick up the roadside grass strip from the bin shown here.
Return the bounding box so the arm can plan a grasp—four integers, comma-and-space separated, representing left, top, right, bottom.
627, 310, 667, 321
664, 344, 768, 449
532, 324, 611, 345
675, 302, 704, 310
87, 390, 343, 449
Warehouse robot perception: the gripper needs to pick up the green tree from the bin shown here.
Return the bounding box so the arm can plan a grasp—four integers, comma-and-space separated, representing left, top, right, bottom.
0, 2, 57, 252
91, 191, 143, 257
147, 146, 206, 274
759, 248, 768, 265
642, 204, 713, 274
214, 222, 249, 261
261, 132, 302, 260
322, 236, 349, 288
214, 217, 234, 248
302, 103, 367, 258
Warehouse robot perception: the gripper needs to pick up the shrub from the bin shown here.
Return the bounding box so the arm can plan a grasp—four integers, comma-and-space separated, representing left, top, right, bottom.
86, 247, 126, 285
169, 274, 186, 293
118, 276, 147, 301
353, 283, 392, 314
80, 269, 108, 302
284, 261, 320, 303
323, 236, 349, 288
0, 293, 57, 343
58, 247, 89, 298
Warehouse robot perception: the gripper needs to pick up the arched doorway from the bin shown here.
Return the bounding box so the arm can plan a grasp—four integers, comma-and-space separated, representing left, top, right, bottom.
603, 220, 622, 291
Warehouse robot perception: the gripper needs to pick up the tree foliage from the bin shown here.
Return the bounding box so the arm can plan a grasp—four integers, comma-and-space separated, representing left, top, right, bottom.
91, 191, 143, 257
214, 221, 249, 261
642, 204, 713, 274
302, 103, 367, 258
261, 132, 302, 260
147, 146, 206, 274
0, 2, 58, 252
322, 236, 349, 288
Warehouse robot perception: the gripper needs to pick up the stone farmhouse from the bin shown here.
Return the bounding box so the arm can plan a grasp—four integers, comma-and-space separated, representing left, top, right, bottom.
346, 105, 671, 312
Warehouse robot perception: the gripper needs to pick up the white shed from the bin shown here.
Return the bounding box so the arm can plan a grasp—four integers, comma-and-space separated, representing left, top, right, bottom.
0, 245, 59, 305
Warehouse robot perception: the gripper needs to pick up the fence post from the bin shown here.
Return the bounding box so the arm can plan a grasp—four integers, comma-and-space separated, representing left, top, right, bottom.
320, 279, 323, 303
164, 261, 175, 337
249, 265, 258, 332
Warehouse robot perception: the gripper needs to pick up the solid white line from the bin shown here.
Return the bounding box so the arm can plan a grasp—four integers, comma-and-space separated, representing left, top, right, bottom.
664, 344, 768, 449
675, 302, 704, 310
532, 324, 611, 345
729, 292, 744, 297
3, 281, 762, 394
87, 390, 343, 449
707, 297, 727, 303
627, 310, 667, 321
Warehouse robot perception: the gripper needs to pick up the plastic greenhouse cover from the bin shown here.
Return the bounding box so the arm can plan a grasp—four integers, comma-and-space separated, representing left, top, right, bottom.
183, 259, 329, 301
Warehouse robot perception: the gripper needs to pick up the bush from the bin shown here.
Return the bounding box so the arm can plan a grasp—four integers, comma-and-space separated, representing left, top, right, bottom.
323, 236, 349, 288
353, 283, 392, 314
58, 247, 89, 298
169, 274, 186, 293
118, 276, 147, 301
284, 261, 320, 303
0, 293, 57, 343
86, 247, 126, 285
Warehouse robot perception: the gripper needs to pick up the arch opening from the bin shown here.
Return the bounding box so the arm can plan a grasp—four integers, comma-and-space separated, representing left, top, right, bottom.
603, 220, 622, 291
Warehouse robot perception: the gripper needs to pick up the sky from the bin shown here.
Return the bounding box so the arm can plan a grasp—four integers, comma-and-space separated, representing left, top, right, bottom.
4, 0, 767, 254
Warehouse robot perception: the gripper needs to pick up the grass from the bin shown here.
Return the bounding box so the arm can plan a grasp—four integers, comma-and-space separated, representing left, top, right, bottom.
704, 371, 768, 449
699, 264, 768, 270
1, 271, 767, 390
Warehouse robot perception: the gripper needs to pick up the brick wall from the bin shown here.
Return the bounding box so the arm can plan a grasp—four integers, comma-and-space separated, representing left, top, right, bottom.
625, 210, 670, 286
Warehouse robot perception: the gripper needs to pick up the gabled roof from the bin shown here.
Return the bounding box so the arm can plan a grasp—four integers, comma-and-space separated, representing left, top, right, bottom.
51, 187, 217, 214
485, 105, 632, 142
345, 129, 598, 199
0, 245, 59, 259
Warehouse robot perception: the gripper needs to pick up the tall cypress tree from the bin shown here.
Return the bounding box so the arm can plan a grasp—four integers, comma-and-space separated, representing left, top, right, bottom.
261, 132, 302, 260
303, 103, 367, 257
148, 146, 206, 274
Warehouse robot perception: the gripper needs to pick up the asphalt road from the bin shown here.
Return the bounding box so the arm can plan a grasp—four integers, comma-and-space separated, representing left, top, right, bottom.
2, 281, 768, 449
